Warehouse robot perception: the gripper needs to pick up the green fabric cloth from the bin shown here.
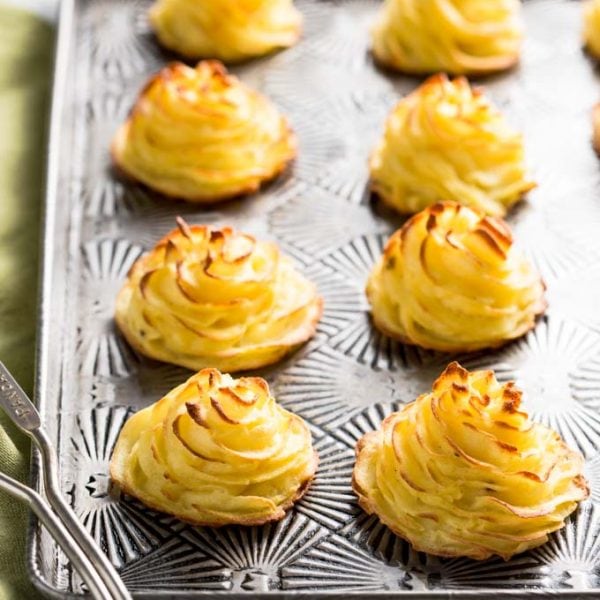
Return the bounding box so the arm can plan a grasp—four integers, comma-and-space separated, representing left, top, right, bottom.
0, 4, 53, 599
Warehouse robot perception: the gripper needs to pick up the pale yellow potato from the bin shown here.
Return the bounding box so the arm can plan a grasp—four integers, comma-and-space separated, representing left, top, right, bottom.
584, 0, 600, 59
150, 0, 302, 62
371, 0, 522, 75
353, 362, 589, 560
111, 368, 318, 526
366, 202, 546, 353
116, 219, 322, 372
370, 75, 535, 217
112, 61, 296, 203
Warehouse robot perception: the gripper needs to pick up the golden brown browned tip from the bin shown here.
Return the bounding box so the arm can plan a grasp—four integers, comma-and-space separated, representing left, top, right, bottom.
439, 361, 469, 382
185, 402, 208, 427
473, 227, 508, 259
176, 216, 193, 239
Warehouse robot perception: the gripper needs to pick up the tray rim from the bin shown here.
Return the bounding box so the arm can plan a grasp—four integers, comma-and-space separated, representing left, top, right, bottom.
24, 0, 599, 598
27, 0, 77, 597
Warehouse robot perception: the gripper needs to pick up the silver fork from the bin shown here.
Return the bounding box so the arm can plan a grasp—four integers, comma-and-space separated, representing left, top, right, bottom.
0, 361, 131, 600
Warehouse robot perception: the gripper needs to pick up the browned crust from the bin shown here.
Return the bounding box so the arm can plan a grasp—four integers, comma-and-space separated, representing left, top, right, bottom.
369, 183, 431, 217
115, 284, 323, 373
111, 449, 318, 528
367, 302, 546, 355
352, 486, 510, 560
370, 183, 531, 219
111, 123, 297, 205
151, 32, 303, 65
573, 473, 592, 497
370, 46, 520, 78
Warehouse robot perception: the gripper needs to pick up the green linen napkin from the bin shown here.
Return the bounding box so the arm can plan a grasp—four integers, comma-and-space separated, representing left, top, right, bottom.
0, 4, 53, 599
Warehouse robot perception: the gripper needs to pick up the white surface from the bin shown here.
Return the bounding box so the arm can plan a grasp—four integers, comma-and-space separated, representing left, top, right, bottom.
3, 0, 58, 21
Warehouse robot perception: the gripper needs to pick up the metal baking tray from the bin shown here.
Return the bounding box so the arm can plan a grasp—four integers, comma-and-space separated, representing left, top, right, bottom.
29, 0, 600, 597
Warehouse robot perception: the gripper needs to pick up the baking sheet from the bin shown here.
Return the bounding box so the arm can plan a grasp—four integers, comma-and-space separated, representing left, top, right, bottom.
29, 0, 600, 597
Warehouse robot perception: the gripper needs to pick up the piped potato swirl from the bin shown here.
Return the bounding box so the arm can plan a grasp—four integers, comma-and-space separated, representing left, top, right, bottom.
110, 368, 318, 526
371, 0, 523, 75
112, 61, 296, 203
353, 362, 589, 560
366, 202, 546, 353
115, 219, 322, 372
369, 75, 535, 217
150, 0, 303, 62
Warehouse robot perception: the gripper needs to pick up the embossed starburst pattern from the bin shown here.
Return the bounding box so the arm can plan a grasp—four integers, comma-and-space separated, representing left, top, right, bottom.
274, 345, 443, 428
426, 554, 548, 590
296, 0, 382, 66
83, 361, 191, 411
63, 407, 183, 569
120, 538, 230, 591
340, 512, 546, 590
288, 94, 398, 204
78, 239, 144, 376
82, 93, 143, 218
585, 454, 600, 505
181, 514, 329, 592
81, 0, 158, 81
270, 190, 393, 262
295, 428, 358, 529
506, 190, 600, 282
531, 504, 600, 589
547, 263, 600, 334
274, 346, 397, 427
283, 534, 419, 592
334, 402, 403, 450
267, 48, 368, 111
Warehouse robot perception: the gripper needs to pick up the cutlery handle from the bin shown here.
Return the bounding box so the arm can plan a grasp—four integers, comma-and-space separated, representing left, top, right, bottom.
0, 361, 40, 432
0, 471, 113, 600
0, 361, 131, 600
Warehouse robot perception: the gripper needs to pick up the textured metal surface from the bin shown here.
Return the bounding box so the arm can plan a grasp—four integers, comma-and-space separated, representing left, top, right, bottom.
29, 0, 600, 596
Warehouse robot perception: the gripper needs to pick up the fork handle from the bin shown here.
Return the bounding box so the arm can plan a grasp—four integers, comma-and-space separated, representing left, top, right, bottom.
0, 361, 131, 599
0, 471, 113, 599
33, 427, 132, 600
